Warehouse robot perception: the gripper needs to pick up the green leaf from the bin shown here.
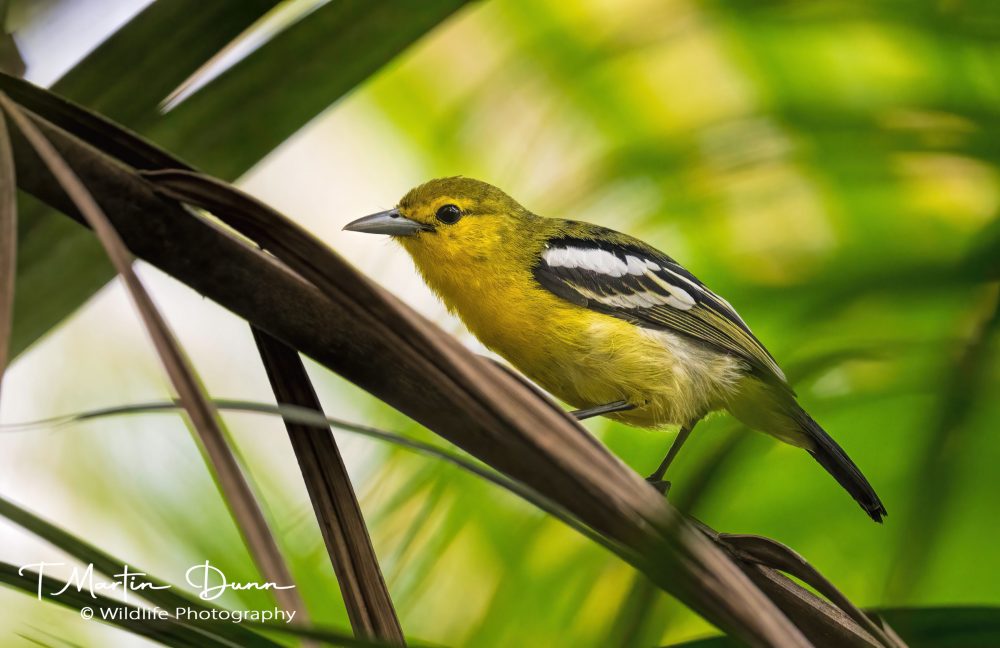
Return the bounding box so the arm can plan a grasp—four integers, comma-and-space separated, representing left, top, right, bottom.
151, 0, 471, 179
11, 0, 278, 358
10, 0, 468, 358
664, 607, 1000, 648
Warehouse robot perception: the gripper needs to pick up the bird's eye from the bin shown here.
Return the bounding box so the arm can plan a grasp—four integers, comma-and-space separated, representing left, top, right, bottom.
435, 204, 462, 224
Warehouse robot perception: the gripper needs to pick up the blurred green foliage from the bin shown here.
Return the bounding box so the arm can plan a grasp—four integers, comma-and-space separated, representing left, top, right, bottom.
355, 0, 1000, 644
4, 0, 1000, 646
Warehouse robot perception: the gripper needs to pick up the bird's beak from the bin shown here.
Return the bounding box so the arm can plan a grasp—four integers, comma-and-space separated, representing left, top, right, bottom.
343, 209, 433, 237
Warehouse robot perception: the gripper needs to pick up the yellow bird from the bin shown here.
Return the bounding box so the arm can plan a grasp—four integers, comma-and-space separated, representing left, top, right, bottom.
345, 177, 886, 522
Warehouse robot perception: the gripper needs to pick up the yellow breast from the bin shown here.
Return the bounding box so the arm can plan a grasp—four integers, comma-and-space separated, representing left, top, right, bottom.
402, 242, 742, 428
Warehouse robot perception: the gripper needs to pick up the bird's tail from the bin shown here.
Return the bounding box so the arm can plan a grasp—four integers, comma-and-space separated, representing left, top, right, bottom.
793, 407, 887, 523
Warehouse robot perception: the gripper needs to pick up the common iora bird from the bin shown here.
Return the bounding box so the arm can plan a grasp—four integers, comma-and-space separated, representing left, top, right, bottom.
345, 177, 886, 522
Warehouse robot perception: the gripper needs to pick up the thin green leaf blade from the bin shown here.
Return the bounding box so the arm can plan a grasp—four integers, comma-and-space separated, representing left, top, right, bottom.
158, 0, 469, 177
51, 1, 281, 127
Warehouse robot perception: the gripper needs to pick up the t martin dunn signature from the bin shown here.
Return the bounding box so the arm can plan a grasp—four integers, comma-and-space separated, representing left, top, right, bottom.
19, 560, 296, 602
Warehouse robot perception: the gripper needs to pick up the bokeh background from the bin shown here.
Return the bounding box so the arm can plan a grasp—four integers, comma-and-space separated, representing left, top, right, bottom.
1, 0, 998, 645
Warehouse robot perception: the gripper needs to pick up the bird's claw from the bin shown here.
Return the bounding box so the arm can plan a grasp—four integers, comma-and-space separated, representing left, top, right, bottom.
645, 477, 671, 495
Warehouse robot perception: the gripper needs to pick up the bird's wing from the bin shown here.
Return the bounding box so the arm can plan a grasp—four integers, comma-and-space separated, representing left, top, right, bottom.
532, 232, 788, 386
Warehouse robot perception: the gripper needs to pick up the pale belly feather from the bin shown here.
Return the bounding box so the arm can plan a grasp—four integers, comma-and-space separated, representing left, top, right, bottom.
472, 301, 746, 428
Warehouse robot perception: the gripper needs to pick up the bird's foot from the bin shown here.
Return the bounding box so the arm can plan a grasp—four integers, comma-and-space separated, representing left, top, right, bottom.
645, 476, 671, 496
570, 400, 635, 421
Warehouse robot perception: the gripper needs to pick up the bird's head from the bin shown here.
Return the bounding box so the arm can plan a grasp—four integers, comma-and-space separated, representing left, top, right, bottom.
343, 177, 535, 268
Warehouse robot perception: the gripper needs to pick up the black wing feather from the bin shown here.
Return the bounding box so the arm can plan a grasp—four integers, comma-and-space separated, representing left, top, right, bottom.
532, 232, 787, 386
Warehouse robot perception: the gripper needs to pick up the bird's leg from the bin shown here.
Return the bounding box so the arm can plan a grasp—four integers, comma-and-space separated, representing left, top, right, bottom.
570, 400, 635, 421
646, 419, 700, 495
